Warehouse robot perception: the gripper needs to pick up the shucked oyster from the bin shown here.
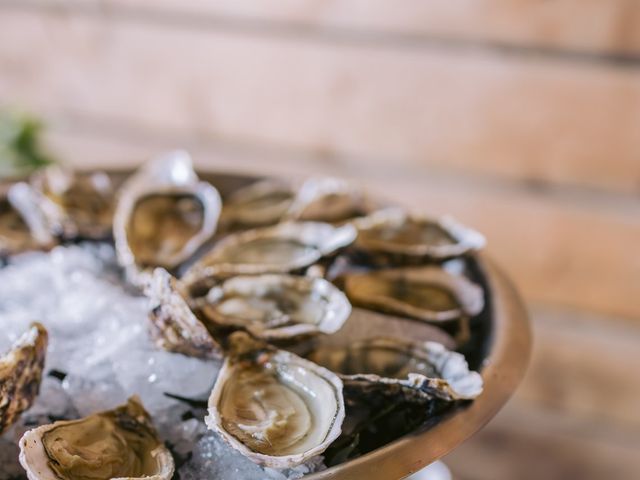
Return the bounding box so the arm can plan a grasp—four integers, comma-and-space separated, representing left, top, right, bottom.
0, 322, 48, 434
199, 274, 351, 341
292, 307, 456, 358
1, 183, 56, 257
19, 396, 175, 480
206, 332, 345, 468
221, 179, 294, 228
307, 337, 483, 402
343, 266, 484, 323
31, 165, 115, 240
355, 208, 485, 261
183, 221, 356, 288
285, 177, 373, 223
113, 151, 222, 282
143, 267, 222, 359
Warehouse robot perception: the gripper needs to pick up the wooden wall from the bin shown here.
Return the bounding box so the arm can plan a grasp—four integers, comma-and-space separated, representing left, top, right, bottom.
1, 1, 638, 478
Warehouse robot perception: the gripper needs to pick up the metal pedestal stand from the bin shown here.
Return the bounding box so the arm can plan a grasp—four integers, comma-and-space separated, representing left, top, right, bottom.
407, 462, 452, 480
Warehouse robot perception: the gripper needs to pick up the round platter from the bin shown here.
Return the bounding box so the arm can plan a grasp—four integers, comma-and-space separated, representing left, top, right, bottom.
1, 169, 532, 480
158, 170, 533, 480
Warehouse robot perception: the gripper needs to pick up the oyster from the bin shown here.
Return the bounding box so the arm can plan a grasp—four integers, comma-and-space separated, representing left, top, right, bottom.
19, 396, 175, 480
221, 179, 294, 228
32, 165, 115, 240
1, 183, 56, 257
285, 177, 373, 223
206, 332, 345, 468
355, 208, 485, 261
342, 266, 484, 323
0, 322, 48, 434
183, 221, 356, 287
113, 151, 222, 281
292, 307, 455, 358
199, 274, 351, 340
307, 337, 483, 402
143, 267, 222, 359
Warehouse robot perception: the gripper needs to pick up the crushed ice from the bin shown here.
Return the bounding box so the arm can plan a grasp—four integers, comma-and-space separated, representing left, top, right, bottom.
0, 244, 325, 479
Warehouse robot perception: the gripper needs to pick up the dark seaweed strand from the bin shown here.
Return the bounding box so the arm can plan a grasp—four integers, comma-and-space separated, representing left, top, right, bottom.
163, 392, 209, 410
47, 369, 67, 381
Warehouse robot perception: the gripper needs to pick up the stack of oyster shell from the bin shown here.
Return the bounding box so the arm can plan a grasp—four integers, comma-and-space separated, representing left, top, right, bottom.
0, 151, 487, 478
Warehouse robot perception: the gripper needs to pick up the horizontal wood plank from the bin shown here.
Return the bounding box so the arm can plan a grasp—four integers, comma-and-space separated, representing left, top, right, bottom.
518, 307, 640, 428
5, 0, 640, 56
449, 306, 640, 479
41, 127, 640, 320
1, 9, 640, 195
445, 400, 640, 480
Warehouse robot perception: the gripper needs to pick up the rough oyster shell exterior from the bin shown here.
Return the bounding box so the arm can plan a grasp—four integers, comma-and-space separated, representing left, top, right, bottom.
0, 322, 48, 434
31, 165, 115, 240
1, 183, 57, 257
143, 268, 222, 359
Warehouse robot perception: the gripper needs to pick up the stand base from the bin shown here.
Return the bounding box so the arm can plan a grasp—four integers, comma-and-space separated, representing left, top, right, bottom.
406, 461, 452, 480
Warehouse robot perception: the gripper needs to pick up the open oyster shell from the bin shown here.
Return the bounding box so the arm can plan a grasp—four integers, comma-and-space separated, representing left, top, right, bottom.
307, 337, 483, 402
1, 183, 57, 257
0, 322, 48, 434
31, 165, 115, 240
18, 396, 175, 480
199, 274, 351, 341
183, 221, 356, 288
285, 177, 373, 223
221, 179, 294, 229
113, 151, 222, 282
342, 266, 484, 323
291, 307, 456, 358
143, 267, 222, 359
206, 332, 345, 469
355, 208, 485, 261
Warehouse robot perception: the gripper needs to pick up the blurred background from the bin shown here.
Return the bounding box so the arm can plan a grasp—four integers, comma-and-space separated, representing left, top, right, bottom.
1, 1, 639, 479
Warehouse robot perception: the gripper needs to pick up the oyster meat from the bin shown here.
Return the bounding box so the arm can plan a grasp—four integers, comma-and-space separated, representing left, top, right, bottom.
308, 337, 483, 402
19, 396, 175, 480
143, 267, 222, 359
113, 151, 222, 281
184, 221, 356, 287
285, 177, 373, 223
343, 266, 484, 323
206, 332, 345, 468
0, 322, 48, 434
221, 179, 294, 228
199, 274, 351, 340
292, 307, 455, 358
32, 165, 115, 240
1, 183, 56, 257
355, 208, 485, 260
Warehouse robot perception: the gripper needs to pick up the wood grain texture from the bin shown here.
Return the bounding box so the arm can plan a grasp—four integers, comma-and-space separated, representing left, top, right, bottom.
0, 3, 638, 478
1, 9, 640, 195
518, 307, 640, 428
6, 0, 640, 56
445, 400, 640, 480
445, 306, 640, 478
40, 127, 640, 320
